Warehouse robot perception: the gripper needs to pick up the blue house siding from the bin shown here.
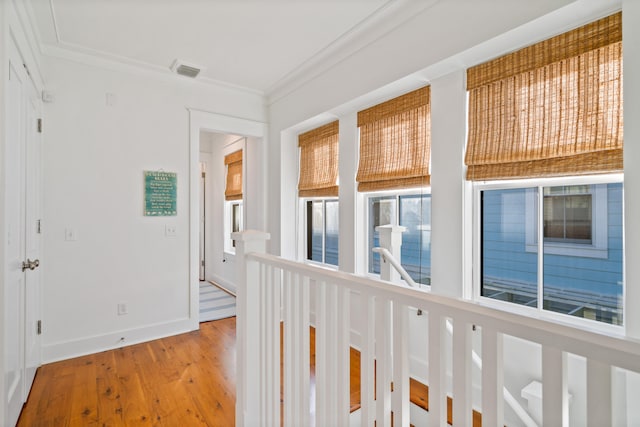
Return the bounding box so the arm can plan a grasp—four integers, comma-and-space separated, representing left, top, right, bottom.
482, 188, 538, 288
543, 183, 623, 297
482, 184, 623, 316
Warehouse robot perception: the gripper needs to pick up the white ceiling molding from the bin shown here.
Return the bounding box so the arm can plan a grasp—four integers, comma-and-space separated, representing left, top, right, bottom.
40, 41, 265, 96
265, 0, 439, 103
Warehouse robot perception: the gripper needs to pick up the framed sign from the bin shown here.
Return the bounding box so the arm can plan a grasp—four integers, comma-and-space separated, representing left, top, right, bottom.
144, 171, 177, 216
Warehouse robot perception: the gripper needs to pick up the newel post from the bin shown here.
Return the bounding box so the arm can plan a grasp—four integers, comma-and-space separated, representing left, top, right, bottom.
376, 224, 406, 283
233, 230, 270, 427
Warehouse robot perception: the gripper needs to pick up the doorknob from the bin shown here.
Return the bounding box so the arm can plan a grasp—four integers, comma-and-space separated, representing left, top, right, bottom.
22, 259, 40, 272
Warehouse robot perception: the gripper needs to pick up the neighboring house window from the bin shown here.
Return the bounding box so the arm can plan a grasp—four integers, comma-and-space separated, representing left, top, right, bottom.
298, 121, 339, 266
368, 193, 431, 285
356, 87, 431, 285
466, 13, 623, 326
306, 199, 339, 266
224, 150, 243, 253
524, 184, 609, 258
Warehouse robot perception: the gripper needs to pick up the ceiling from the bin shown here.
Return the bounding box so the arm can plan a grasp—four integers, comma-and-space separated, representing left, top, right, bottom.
26, 0, 410, 95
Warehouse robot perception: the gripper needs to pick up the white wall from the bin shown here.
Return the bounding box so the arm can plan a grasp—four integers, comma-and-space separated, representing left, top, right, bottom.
40, 55, 264, 362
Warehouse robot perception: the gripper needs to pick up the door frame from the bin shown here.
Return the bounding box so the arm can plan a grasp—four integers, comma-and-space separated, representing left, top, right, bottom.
188, 109, 266, 330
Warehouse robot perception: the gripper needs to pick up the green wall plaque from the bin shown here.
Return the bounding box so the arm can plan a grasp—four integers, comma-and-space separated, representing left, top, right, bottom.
144, 171, 177, 216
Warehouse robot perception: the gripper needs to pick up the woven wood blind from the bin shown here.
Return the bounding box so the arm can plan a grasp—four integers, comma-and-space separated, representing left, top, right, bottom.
224, 150, 242, 201
465, 12, 623, 181
298, 120, 339, 197
356, 86, 430, 192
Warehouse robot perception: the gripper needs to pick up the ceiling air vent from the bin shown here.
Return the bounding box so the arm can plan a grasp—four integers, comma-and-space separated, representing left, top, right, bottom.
171, 60, 202, 78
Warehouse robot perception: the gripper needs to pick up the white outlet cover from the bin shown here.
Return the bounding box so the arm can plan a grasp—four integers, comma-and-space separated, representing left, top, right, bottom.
165, 225, 177, 237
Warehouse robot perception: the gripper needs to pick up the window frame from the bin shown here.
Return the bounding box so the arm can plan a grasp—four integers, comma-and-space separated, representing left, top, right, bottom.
472, 173, 624, 332
364, 187, 432, 286
224, 199, 243, 255
301, 197, 339, 269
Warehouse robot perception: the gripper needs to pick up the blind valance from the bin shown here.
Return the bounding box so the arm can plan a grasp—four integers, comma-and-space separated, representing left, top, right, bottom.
224, 150, 243, 200
298, 120, 339, 197
465, 12, 623, 181
356, 86, 431, 192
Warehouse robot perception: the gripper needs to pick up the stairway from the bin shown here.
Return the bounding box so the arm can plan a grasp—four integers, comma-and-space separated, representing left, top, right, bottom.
347, 347, 482, 426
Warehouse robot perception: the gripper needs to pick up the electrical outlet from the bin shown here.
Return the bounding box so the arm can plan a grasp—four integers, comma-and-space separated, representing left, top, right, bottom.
117, 303, 128, 315
165, 224, 177, 237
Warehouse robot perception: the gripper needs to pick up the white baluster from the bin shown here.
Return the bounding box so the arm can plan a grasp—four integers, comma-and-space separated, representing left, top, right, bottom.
376, 297, 392, 427
429, 312, 447, 427
360, 292, 376, 427
542, 347, 568, 427
587, 359, 612, 427
452, 320, 472, 426
481, 327, 504, 427
392, 302, 410, 426
336, 286, 351, 426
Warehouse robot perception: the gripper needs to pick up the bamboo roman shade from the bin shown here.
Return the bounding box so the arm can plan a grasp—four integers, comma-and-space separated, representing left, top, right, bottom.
224, 150, 243, 201
356, 86, 431, 192
298, 120, 339, 197
465, 12, 623, 181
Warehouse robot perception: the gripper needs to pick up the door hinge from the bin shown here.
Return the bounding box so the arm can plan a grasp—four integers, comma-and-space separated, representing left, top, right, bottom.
36, 219, 41, 234
37, 118, 43, 133
201, 172, 206, 178
201, 260, 205, 267
37, 320, 42, 335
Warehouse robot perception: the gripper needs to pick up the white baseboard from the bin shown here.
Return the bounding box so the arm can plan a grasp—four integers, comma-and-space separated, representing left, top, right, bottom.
208, 273, 237, 294
42, 317, 195, 363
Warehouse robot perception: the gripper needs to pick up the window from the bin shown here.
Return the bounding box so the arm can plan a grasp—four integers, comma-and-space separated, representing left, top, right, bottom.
525, 185, 609, 258
466, 13, 623, 326
297, 121, 339, 266
225, 200, 243, 253
543, 186, 592, 244
368, 193, 431, 285
479, 180, 623, 325
306, 199, 339, 266
224, 150, 243, 253
357, 87, 432, 284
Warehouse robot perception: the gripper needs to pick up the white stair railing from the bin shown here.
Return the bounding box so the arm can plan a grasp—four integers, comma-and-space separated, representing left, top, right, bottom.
374, 244, 538, 427
233, 230, 640, 427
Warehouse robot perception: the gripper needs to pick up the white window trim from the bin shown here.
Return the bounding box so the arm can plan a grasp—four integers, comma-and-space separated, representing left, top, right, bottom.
472, 173, 624, 334
524, 184, 608, 259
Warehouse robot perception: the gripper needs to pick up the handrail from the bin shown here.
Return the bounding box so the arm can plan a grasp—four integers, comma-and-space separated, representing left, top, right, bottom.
376, 246, 538, 427
372, 247, 420, 288
238, 240, 640, 426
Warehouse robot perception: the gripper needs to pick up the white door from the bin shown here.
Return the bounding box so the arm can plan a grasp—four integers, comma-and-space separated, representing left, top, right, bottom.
4, 49, 42, 426
24, 83, 42, 394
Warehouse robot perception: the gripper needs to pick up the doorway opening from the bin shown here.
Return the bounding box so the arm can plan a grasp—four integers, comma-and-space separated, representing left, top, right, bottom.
188, 109, 265, 329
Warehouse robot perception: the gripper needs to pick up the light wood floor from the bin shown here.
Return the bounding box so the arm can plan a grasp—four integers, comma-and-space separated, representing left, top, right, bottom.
18, 318, 238, 426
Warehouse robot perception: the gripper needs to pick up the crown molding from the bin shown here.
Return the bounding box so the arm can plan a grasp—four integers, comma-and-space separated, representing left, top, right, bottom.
41, 41, 265, 96
265, 0, 440, 105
